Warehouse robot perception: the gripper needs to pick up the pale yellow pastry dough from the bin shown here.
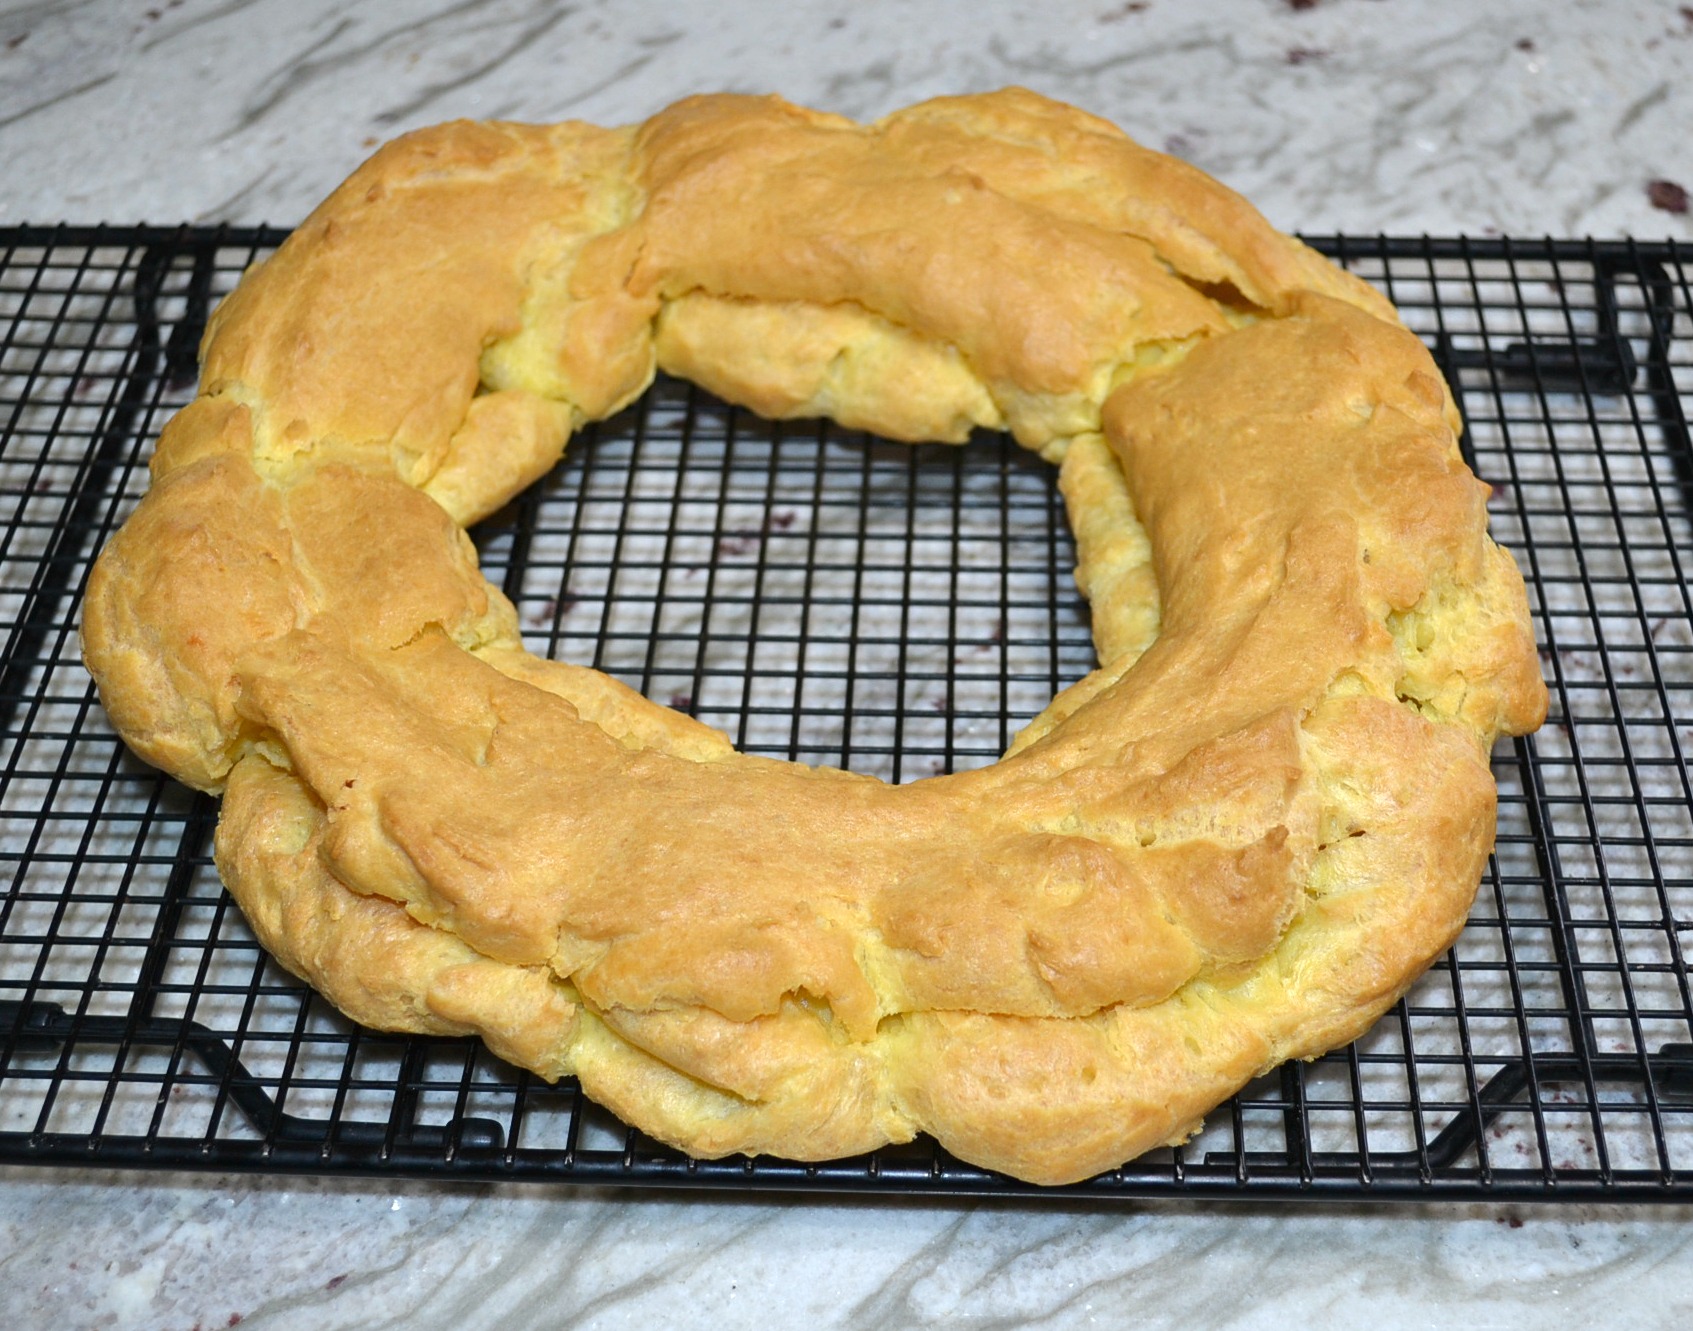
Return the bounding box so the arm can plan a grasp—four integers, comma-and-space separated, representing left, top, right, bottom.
81, 90, 1546, 1185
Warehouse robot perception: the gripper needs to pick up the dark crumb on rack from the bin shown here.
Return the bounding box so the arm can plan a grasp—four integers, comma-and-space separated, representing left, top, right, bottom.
1647, 179, 1689, 215
1286, 47, 1328, 65
524, 593, 578, 626
669, 692, 693, 711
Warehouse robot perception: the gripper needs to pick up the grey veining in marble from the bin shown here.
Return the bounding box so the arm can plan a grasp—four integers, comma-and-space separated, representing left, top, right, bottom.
1, 0, 1690, 235
2, 1, 1693, 1328
5, 1169, 1693, 1330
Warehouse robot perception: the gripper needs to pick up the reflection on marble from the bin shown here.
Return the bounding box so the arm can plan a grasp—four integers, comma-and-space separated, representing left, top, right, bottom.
3, 1, 1693, 1327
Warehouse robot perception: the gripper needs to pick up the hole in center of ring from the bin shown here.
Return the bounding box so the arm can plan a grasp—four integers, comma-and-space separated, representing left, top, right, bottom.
471, 375, 1112, 783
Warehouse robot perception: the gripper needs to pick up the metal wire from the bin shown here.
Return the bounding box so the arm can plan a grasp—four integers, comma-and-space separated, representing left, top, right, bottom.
1, 226, 1690, 1199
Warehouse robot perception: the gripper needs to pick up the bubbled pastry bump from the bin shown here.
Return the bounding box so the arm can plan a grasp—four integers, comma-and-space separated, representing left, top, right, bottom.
81, 90, 1546, 1186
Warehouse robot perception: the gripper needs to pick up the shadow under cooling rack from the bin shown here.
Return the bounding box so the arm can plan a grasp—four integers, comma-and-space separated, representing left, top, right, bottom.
2, 226, 1693, 1200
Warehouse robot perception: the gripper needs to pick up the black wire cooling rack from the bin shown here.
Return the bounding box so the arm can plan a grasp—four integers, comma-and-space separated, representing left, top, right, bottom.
2, 226, 1691, 1201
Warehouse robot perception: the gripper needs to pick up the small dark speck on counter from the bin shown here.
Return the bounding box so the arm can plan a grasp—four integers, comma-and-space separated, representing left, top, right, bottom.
1648, 179, 1689, 214
1286, 47, 1328, 65
1285, 0, 1320, 11
828, 16, 844, 29
326, 1273, 349, 1290
1100, 1, 1150, 20
1162, 126, 1208, 158
1516, 38, 1535, 52
5, 32, 25, 49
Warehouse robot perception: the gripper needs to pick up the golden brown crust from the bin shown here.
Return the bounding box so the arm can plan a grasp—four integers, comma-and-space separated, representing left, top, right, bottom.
81, 89, 1546, 1185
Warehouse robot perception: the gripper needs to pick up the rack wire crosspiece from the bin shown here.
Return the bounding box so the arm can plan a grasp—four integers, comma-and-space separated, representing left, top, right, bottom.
1, 227, 1691, 1199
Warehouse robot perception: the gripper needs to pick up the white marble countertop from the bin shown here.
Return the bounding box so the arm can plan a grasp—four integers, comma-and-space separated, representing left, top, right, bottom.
3, 1, 1692, 1327
5, 0, 1691, 236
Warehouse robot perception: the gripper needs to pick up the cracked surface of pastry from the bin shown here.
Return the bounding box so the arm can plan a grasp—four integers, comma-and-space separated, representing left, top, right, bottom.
82, 89, 1546, 1185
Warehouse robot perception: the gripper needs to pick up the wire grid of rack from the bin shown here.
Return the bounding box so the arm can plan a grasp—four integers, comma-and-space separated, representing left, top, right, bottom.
1, 226, 1690, 1200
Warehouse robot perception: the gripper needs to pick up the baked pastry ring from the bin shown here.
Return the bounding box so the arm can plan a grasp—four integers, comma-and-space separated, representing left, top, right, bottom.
82, 90, 1546, 1186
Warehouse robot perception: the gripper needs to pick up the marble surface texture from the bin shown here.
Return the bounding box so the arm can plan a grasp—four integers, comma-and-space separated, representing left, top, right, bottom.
2, 0, 1692, 1328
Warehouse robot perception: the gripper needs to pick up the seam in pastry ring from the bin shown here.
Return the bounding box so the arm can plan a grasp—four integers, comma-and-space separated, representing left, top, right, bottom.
81, 89, 1546, 1186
